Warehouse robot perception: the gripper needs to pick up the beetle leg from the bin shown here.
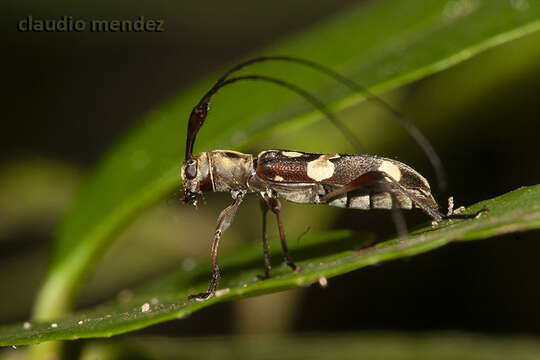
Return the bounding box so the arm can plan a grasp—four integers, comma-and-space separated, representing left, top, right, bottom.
259, 198, 272, 279
390, 193, 408, 239
444, 196, 487, 220
189, 191, 245, 301
263, 194, 301, 273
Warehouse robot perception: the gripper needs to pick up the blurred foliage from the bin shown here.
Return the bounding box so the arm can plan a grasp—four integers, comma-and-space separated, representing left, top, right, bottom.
5, 332, 540, 359
97, 333, 540, 360
0, 160, 81, 238
0, 161, 82, 324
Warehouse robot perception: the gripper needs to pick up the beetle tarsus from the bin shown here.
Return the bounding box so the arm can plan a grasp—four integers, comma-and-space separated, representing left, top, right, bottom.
445, 208, 487, 220
444, 196, 488, 221
189, 265, 220, 301
257, 271, 271, 280
189, 291, 214, 301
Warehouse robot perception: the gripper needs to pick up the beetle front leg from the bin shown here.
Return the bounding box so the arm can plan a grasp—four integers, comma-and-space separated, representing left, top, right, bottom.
189, 191, 245, 301
263, 194, 301, 273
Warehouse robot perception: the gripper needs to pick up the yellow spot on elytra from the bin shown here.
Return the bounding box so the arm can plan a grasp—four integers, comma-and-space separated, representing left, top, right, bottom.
274, 175, 284, 182
281, 151, 303, 157
307, 154, 337, 182
378, 161, 401, 182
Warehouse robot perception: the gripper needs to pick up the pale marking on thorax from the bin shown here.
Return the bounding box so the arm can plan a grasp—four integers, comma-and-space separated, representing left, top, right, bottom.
377, 160, 402, 182
306, 154, 340, 182
207, 152, 216, 191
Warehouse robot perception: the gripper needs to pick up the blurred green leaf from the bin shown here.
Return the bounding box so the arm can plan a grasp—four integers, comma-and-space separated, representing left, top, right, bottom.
32, 0, 540, 332
3, 185, 540, 345
108, 333, 540, 360
0, 160, 81, 238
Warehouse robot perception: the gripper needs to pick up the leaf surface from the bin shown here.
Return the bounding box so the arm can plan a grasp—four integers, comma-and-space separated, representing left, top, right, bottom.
2, 185, 539, 346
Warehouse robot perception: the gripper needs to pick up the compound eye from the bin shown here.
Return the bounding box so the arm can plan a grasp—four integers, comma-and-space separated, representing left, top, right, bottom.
185, 160, 197, 179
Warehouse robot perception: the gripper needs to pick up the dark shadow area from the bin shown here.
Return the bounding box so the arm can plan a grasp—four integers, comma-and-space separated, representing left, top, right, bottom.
296, 230, 540, 334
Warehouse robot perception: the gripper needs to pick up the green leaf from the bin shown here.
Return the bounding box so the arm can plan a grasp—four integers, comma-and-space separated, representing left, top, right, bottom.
3, 185, 540, 346
33, 0, 540, 327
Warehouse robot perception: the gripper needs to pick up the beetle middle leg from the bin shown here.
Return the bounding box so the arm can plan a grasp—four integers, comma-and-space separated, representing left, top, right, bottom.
263, 193, 301, 273
259, 198, 272, 279
189, 191, 245, 301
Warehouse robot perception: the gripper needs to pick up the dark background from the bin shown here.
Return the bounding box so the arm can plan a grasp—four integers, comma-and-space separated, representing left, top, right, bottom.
2, 0, 540, 344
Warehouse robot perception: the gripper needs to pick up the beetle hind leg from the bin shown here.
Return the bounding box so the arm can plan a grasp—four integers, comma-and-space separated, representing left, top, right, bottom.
321, 171, 447, 237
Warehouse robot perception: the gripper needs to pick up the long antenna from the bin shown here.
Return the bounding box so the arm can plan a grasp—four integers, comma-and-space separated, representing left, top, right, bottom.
262, 56, 447, 190
185, 76, 362, 161
186, 56, 447, 190
186, 75, 361, 160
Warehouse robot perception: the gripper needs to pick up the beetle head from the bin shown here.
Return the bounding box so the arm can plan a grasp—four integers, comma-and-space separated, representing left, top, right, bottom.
181, 152, 211, 207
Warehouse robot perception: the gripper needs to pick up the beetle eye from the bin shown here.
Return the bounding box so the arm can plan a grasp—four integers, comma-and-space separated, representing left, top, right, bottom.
185, 161, 197, 179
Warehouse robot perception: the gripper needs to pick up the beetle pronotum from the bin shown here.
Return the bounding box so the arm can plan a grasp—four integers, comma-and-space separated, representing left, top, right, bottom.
181, 56, 485, 300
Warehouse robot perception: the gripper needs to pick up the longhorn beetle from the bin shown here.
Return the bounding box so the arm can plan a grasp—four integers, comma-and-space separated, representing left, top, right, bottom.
181, 56, 485, 300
